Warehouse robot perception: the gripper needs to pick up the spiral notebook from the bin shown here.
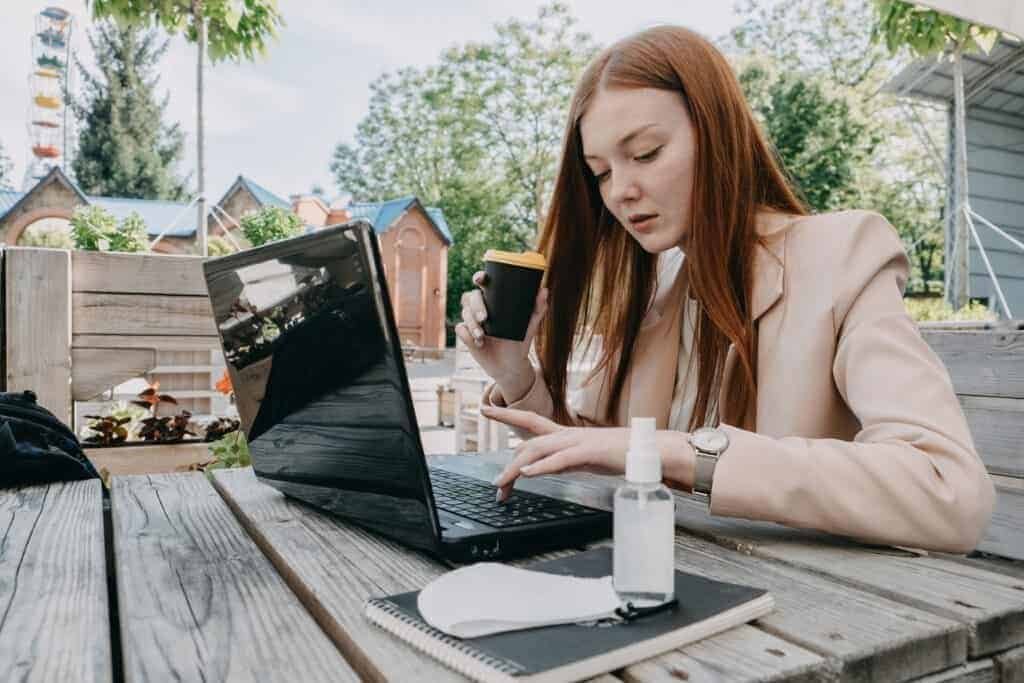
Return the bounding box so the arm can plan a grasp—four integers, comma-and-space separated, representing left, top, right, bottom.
365, 547, 773, 683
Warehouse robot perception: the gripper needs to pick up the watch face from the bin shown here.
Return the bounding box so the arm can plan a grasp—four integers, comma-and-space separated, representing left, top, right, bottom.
693, 428, 729, 453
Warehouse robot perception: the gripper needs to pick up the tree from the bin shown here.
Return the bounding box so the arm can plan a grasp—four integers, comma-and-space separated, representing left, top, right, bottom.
726, 0, 954, 292
739, 61, 879, 212
332, 2, 596, 331
873, 0, 999, 310
240, 206, 302, 247
0, 140, 12, 190
72, 21, 187, 200
727, 0, 900, 94
88, 0, 285, 256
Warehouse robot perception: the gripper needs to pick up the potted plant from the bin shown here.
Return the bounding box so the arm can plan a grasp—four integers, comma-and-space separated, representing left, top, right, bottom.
82, 382, 219, 477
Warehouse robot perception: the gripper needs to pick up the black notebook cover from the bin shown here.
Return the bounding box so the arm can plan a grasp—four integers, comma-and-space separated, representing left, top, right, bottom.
365, 546, 772, 681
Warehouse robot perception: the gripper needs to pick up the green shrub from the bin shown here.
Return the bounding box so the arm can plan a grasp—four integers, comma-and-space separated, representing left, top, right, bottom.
206, 430, 251, 470
18, 227, 74, 248
207, 235, 237, 256
905, 297, 996, 323
240, 206, 303, 247
70, 206, 148, 252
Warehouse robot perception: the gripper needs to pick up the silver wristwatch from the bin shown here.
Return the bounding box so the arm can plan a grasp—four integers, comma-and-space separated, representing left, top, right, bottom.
688, 427, 730, 498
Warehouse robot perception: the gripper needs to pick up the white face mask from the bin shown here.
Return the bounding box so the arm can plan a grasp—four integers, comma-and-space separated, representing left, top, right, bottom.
418, 562, 622, 638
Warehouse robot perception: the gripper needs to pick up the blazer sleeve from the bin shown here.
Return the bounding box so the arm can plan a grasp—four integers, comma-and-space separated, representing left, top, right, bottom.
708, 212, 997, 554
481, 365, 606, 439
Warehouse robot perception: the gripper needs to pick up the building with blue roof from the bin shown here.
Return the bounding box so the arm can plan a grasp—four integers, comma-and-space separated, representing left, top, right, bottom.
296, 192, 452, 347
0, 167, 295, 253
0, 167, 452, 348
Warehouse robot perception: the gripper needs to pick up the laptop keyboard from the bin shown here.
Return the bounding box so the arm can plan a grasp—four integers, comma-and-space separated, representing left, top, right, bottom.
428, 468, 602, 528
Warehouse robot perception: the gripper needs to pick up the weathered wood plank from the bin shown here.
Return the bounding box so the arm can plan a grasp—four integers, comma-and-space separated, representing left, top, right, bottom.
664, 496, 1024, 658
920, 329, 1024, 398
71, 250, 207, 296
213, 467, 828, 683
209, 467, 464, 683
85, 443, 211, 477
912, 659, 995, 682
996, 643, 1024, 683
618, 625, 826, 683
436, 455, 968, 682
71, 348, 157, 401
72, 293, 217, 336
5, 247, 72, 423
994, 474, 1024, 492
960, 395, 1024, 479
72, 335, 222, 352
0, 480, 111, 682
111, 472, 358, 682
976, 487, 1024, 561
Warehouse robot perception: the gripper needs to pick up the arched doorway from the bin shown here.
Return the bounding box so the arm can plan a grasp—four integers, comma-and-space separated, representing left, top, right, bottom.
5, 207, 75, 246
16, 215, 73, 248
396, 226, 426, 346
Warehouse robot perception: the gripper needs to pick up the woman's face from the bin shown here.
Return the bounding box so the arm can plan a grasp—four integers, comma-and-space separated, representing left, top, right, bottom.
579, 86, 696, 253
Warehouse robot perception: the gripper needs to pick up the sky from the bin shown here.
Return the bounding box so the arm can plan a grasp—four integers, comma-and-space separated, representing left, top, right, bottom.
1, 1, 741, 202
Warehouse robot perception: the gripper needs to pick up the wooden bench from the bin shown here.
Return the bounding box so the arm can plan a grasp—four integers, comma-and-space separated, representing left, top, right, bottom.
921, 320, 1024, 560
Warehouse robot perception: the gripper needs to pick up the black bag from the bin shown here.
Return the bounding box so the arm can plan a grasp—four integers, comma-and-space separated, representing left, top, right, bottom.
0, 390, 100, 487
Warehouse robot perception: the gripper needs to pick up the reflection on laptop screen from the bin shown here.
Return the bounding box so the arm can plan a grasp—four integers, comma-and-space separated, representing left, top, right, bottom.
203, 222, 439, 553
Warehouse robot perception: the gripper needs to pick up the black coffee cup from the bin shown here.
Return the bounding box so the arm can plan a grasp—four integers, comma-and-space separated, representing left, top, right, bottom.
481, 250, 547, 341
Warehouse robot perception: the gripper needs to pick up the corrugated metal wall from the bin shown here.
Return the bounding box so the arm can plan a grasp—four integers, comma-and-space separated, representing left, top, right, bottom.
957, 106, 1024, 315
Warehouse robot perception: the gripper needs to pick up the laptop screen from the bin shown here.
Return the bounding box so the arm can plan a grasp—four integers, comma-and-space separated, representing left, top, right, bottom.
203, 221, 440, 553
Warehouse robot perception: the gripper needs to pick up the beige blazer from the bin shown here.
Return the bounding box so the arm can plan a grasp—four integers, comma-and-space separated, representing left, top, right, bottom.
483, 210, 996, 554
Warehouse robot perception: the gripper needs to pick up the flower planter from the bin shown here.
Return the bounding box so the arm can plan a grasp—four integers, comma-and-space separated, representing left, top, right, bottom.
85, 441, 212, 477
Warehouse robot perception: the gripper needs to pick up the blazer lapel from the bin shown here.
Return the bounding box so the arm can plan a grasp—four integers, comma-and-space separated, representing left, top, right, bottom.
622, 266, 688, 428
719, 224, 789, 428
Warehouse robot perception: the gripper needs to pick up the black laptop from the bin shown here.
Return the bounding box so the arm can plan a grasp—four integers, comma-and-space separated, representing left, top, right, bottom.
202, 220, 611, 563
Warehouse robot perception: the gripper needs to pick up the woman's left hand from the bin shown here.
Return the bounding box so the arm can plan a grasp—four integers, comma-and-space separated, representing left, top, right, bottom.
483, 405, 691, 502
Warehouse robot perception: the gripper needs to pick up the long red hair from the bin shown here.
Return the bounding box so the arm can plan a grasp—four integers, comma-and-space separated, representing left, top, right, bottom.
537, 26, 806, 429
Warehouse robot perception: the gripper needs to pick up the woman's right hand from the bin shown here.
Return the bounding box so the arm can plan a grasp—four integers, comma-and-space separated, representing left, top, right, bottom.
454, 271, 548, 404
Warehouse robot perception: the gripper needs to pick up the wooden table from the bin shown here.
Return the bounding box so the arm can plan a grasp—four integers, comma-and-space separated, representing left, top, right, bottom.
3, 454, 1024, 683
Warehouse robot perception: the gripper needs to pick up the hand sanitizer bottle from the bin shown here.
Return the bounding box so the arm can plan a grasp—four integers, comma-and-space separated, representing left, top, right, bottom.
614, 417, 675, 607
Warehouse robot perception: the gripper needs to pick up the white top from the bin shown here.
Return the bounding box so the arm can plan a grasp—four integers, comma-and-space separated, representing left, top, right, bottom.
658, 249, 700, 433
566, 248, 700, 431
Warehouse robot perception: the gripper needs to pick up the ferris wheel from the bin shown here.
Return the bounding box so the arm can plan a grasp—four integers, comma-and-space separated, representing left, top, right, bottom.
23, 6, 74, 189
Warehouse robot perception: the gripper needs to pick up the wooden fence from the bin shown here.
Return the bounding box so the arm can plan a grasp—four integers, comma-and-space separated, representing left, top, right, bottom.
2, 247, 222, 425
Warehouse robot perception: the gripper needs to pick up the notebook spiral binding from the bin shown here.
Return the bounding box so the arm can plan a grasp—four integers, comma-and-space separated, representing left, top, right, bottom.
366, 598, 526, 681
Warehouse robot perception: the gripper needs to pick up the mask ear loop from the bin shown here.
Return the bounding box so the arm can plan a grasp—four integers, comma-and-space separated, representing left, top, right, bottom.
614, 598, 679, 622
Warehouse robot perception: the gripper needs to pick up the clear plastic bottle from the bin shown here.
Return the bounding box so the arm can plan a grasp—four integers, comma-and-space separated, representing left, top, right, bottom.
613, 417, 676, 607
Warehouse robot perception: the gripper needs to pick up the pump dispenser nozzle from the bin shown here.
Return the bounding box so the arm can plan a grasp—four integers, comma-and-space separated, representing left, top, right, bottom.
625, 417, 661, 484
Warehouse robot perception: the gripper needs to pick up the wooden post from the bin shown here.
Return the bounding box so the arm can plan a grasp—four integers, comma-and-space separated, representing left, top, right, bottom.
949, 43, 971, 311
4, 247, 72, 424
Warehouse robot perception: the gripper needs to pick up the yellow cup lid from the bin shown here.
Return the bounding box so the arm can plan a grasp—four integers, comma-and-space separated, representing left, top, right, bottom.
483, 250, 547, 270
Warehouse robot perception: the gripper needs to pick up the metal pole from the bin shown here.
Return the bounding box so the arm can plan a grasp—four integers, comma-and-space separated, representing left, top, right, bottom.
964, 207, 1012, 318
149, 194, 200, 250
950, 43, 970, 310
969, 209, 1024, 254
194, 0, 208, 257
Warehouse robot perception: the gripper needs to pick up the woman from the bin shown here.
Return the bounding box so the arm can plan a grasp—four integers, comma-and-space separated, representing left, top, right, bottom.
454, 26, 995, 553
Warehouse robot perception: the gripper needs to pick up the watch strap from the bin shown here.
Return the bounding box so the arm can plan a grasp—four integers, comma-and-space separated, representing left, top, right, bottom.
693, 448, 717, 497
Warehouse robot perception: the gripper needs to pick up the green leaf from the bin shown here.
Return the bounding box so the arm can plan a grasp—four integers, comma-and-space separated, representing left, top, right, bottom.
224, 0, 243, 31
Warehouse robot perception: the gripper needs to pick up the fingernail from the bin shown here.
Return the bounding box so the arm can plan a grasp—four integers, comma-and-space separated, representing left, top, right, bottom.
472, 327, 483, 339
520, 465, 535, 475
495, 490, 503, 502
475, 311, 486, 322
474, 339, 483, 348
